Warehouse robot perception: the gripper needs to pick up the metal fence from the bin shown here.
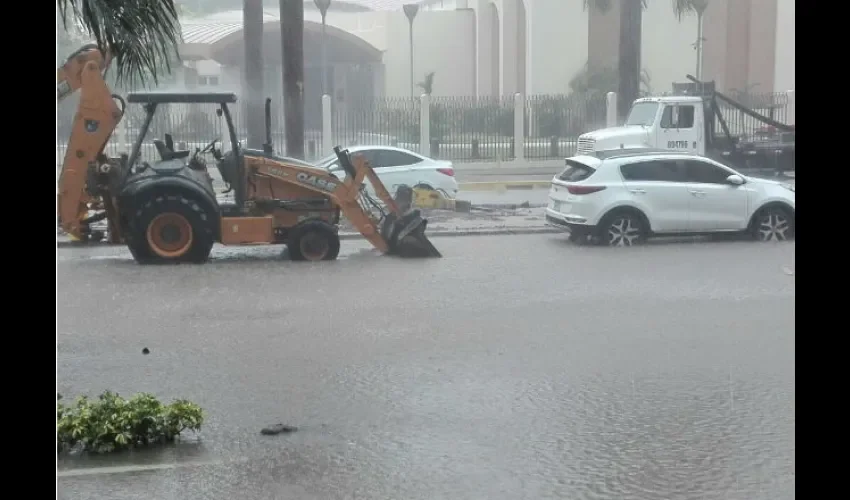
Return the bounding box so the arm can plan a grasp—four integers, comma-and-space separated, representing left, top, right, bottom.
714, 91, 794, 138
56, 90, 794, 167
332, 96, 420, 153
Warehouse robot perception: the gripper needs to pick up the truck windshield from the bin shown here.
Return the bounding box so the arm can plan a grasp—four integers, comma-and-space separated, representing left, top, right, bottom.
625, 102, 660, 126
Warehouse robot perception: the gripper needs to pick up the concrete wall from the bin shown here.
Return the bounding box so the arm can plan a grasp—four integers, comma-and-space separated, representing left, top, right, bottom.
773, 0, 795, 91
586, 1, 697, 94
529, 0, 587, 95
702, 0, 790, 93
382, 9, 476, 97
641, 1, 698, 93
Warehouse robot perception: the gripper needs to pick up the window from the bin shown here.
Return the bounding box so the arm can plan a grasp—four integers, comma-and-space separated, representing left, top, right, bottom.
378, 150, 423, 168
198, 76, 219, 86
625, 102, 660, 126
620, 160, 684, 182
660, 105, 695, 129
557, 160, 596, 181
683, 160, 732, 184
351, 150, 379, 168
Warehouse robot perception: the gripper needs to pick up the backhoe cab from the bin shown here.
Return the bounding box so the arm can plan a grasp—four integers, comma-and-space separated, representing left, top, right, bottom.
109, 92, 441, 263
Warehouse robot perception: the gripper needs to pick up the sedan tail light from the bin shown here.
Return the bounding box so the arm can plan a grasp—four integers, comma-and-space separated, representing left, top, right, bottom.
566, 185, 606, 195
436, 167, 454, 177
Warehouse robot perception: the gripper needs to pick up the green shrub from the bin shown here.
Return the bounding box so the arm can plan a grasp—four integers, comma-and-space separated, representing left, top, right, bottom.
57, 391, 204, 454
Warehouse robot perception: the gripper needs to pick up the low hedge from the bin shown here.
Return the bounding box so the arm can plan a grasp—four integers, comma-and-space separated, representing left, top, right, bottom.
57, 391, 204, 454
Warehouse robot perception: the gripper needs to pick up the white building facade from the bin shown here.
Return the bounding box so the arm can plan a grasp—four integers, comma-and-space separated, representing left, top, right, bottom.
177, 0, 794, 98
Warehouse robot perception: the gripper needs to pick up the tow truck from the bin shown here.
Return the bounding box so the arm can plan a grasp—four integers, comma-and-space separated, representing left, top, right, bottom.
575, 75, 795, 175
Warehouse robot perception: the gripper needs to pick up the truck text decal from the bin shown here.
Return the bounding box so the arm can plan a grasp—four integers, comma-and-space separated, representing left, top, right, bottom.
667, 140, 690, 149
296, 172, 336, 192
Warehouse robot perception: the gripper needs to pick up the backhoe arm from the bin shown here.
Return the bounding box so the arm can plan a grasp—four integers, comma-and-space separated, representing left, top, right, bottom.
57, 44, 125, 240
251, 148, 441, 257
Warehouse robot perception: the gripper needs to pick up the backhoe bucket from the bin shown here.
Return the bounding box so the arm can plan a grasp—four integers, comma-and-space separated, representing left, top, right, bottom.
381, 186, 442, 258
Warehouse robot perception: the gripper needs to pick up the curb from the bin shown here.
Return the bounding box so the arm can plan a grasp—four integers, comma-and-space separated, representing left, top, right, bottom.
470, 203, 549, 210
56, 226, 559, 249
458, 180, 551, 191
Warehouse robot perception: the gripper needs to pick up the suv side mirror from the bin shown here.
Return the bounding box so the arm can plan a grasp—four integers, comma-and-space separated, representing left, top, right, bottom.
726, 174, 745, 186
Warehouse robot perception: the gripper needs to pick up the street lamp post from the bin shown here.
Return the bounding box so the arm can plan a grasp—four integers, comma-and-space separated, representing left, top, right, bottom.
691, 0, 709, 81
403, 4, 419, 97
314, 0, 332, 95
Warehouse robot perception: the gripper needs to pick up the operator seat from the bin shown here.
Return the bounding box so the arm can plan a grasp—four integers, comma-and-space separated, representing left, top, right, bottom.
153, 133, 190, 161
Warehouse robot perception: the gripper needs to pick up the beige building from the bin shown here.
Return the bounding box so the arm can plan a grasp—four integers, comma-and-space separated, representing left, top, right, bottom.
177, 0, 795, 100
588, 0, 795, 93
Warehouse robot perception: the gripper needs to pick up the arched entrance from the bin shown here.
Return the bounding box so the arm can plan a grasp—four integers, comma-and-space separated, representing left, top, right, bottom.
205, 20, 383, 131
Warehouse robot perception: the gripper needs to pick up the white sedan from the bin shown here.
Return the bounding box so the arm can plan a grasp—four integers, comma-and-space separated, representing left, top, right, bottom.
314, 145, 459, 199
545, 149, 796, 246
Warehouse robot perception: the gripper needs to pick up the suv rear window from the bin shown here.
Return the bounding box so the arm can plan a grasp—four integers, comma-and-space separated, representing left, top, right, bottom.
558, 160, 596, 182
620, 160, 684, 182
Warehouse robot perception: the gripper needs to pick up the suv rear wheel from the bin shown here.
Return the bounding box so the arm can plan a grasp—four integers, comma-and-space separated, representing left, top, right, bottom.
596, 210, 648, 247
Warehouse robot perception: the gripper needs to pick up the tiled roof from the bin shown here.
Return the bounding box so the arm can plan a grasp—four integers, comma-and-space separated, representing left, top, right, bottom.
180, 1, 435, 45
181, 23, 244, 45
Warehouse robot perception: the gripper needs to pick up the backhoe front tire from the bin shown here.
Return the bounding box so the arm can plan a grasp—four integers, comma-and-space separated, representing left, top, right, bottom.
288, 220, 340, 262
128, 193, 216, 264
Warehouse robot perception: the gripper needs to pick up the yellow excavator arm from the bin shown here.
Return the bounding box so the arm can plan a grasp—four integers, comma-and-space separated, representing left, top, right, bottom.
250, 147, 441, 257
57, 44, 125, 241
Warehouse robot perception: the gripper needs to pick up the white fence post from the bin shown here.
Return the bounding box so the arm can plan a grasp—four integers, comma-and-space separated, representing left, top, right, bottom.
606, 91, 618, 127
786, 90, 795, 125
420, 93, 430, 155
322, 94, 333, 156
513, 93, 524, 161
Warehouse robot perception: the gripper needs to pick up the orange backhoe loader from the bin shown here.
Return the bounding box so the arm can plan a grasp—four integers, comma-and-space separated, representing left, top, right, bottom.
56, 44, 441, 263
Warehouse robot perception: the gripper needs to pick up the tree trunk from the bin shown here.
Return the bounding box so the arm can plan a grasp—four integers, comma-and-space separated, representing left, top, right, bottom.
243, 0, 264, 149
280, 0, 305, 159
617, 0, 642, 120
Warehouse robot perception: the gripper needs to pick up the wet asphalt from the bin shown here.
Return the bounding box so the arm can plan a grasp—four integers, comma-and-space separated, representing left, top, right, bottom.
57, 235, 795, 500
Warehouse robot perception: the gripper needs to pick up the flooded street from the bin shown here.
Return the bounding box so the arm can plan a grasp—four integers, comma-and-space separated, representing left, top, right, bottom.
57, 235, 795, 500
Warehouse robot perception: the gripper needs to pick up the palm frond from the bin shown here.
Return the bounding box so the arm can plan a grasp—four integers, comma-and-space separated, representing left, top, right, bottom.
417, 71, 436, 95
57, 0, 182, 88
671, 0, 710, 20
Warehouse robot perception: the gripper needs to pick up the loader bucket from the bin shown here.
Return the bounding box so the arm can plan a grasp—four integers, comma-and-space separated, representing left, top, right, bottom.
381, 185, 442, 258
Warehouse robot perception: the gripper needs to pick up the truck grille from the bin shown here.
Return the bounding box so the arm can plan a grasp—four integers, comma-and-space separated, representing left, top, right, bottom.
577, 137, 595, 155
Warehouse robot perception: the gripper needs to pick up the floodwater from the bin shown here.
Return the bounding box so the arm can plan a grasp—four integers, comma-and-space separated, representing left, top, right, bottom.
57, 235, 795, 500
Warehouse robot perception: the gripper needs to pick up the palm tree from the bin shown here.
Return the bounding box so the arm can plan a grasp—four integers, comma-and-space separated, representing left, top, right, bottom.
243, 0, 265, 149
57, 0, 182, 87
584, 0, 708, 120
280, 0, 305, 159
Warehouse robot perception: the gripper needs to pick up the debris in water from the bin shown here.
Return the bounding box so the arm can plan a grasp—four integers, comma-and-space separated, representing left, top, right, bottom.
142, 347, 150, 355
261, 423, 298, 435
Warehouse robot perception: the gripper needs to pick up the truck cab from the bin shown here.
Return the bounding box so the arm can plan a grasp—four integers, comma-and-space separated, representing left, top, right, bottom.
576, 96, 707, 156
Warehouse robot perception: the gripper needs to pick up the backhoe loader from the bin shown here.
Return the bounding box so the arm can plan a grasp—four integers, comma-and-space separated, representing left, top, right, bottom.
56, 44, 441, 262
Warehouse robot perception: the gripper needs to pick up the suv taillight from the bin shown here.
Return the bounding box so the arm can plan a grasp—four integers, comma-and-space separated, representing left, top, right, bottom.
437, 167, 454, 177
567, 185, 606, 195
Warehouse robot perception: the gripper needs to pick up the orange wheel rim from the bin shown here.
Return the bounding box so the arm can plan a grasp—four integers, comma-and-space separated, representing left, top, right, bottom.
146, 213, 193, 258
300, 232, 328, 261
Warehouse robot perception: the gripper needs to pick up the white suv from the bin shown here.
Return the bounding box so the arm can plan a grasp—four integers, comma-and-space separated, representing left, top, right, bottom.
545, 149, 796, 246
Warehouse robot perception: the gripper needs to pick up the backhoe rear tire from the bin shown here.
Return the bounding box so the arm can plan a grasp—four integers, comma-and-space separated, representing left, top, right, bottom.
128, 193, 216, 264
288, 220, 340, 262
